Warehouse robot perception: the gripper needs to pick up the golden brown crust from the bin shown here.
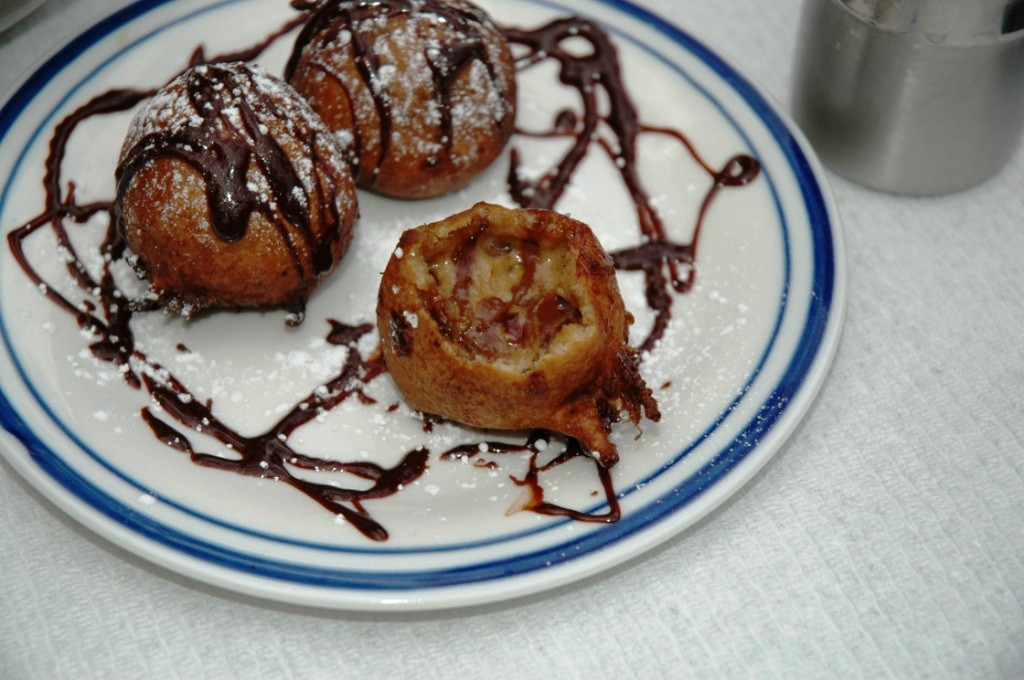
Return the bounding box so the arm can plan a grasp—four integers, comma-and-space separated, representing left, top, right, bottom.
114, 62, 358, 318
377, 202, 660, 466
286, 0, 516, 199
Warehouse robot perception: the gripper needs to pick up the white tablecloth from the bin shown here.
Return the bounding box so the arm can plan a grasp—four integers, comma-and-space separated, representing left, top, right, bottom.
2, 1, 1022, 677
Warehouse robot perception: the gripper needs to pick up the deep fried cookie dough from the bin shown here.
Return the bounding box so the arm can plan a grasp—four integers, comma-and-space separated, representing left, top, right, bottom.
114, 62, 358, 320
285, 0, 516, 199
377, 201, 659, 466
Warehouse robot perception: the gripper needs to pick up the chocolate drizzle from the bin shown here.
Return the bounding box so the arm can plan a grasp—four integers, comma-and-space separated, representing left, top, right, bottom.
138, 320, 425, 542
285, 0, 512, 186
9, 87, 156, 387
7, 26, 424, 541
6, 6, 761, 538
442, 431, 620, 523
504, 18, 761, 352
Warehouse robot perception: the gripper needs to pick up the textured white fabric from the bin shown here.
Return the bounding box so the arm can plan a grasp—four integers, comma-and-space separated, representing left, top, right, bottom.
2, 1, 1023, 678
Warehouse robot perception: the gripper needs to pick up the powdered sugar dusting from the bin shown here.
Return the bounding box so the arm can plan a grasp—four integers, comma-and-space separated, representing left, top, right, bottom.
287, 0, 516, 196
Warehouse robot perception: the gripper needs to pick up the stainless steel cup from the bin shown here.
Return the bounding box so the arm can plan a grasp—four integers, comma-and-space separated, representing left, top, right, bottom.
791, 0, 1024, 194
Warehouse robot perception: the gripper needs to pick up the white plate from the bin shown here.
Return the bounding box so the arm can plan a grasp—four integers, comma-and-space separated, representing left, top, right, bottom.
0, 0, 844, 610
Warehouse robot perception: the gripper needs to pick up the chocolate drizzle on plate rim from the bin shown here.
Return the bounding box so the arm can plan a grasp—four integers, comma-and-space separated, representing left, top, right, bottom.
5, 2, 759, 541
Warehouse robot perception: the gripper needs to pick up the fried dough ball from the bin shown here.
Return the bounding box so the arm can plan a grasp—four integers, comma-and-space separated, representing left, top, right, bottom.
113, 62, 358, 322
285, 0, 516, 199
377, 202, 660, 466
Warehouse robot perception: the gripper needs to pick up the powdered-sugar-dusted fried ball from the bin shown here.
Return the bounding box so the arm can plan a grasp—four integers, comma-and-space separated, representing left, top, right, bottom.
285, 0, 516, 199
377, 202, 660, 466
113, 62, 358, 322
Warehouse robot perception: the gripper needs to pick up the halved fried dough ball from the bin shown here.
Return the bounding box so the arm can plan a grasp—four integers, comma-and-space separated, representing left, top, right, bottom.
285, 0, 516, 199
114, 62, 358, 321
377, 202, 659, 466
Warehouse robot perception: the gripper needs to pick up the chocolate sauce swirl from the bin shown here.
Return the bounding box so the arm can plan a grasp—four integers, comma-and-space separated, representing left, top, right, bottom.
8, 27, 423, 542
504, 18, 761, 352
138, 320, 425, 542
9, 88, 156, 387
442, 430, 620, 523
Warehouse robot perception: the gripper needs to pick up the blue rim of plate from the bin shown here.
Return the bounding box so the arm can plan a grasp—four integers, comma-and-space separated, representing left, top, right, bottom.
0, 0, 837, 598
